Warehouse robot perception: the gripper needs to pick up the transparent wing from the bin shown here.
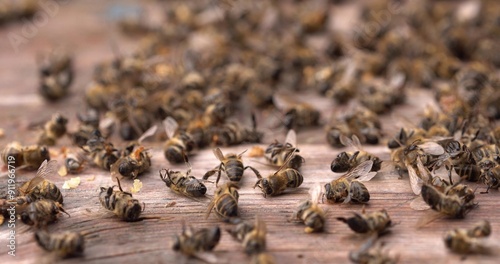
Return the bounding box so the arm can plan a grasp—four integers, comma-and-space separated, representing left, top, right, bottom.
410, 196, 430, 211
356, 171, 378, 182
163, 117, 178, 139
213, 148, 225, 161
415, 156, 431, 183
138, 124, 157, 143
21, 160, 57, 195
272, 92, 295, 111
406, 161, 423, 195
341, 160, 374, 180
418, 142, 445, 156
274, 148, 298, 175
340, 134, 363, 151
416, 210, 445, 228
285, 129, 297, 147
309, 184, 323, 204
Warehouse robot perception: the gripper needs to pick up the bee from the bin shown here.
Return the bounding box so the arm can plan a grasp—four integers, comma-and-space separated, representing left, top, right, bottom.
349, 235, 398, 264
159, 157, 207, 198
337, 208, 393, 235
71, 109, 100, 147
291, 184, 325, 233
331, 135, 382, 173
64, 152, 85, 174
254, 153, 304, 197
99, 178, 143, 222
326, 107, 382, 147
273, 93, 320, 131
18, 160, 64, 204
325, 160, 376, 203
20, 199, 69, 227
210, 115, 263, 146
203, 148, 261, 186
82, 130, 120, 171
420, 184, 475, 219
37, 113, 68, 146
436, 139, 481, 182
480, 165, 500, 193
35, 230, 84, 258
227, 217, 267, 255
1, 142, 50, 170
265, 129, 304, 170
251, 253, 276, 264
172, 224, 221, 258
163, 116, 196, 164
472, 144, 500, 171
444, 220, 493, 255
387, 127, 427, 149
38, 50, 73, 101
206, 182, 239, 220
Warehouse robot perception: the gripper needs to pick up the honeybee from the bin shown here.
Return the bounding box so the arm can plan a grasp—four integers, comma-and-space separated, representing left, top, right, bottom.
337, 208, 392, 235
436, 139, 481, 182
273, 93, 320, 130
18, 160, 64, 204
82, 130, 119, 171
326, 107, 382, 147
420, 184, 475, 219
444, 220, 493, 255
1, 142, 50, 170
330, 135, 382, 173
71, 109, 100, 147
227, 217, 267, 255
172, 224, 221, 259
480, 165, 500, 193
20, 199, 69, 227
265, 129, 304, 170
324, 160, 376, 204
203, 148, 260, 186
472, 144, 500, 170
163, 117, 196, 164
349, 235, 397, 264
206, 182, 239, 221
64, 152, 85, 174
253, 153, 304, 197
251, 253, 276, 264
38, 50, 73, 101
291, 184, 325, 233
99, 178, 143, 222
387, 128, 427, 149
210, 116, 263, 146
37, 113, 68, 146
35, 230, 84, 258
159, 157, 207, 198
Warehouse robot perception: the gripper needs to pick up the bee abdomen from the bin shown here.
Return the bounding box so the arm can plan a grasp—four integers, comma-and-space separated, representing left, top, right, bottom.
285, 169, 303, 188
226, 160, 244, 181
216, 195, 238, 218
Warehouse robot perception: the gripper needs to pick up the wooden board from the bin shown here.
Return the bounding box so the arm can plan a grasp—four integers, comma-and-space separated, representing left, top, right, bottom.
0, 1, 499, 264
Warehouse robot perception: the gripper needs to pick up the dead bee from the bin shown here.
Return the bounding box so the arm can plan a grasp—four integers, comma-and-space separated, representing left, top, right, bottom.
37, 113, 68, 146
35, 230, 84, 258
325, 160, 376, 204
472, 144, 500, 171
203, 148, 260, 186
273, 93, 320, 131
71, 109, 100, 147
64, 152, 85, 174
82, 130, 119, 171
387, 127, 427, 149
291, 184, 325, 233
206, 182, 239, 221
1, 142, 50, 170
227, 217, 267, 255
337, 208, 392, 235
349, 235, 398, 264
18, 160, 64, 204
20, 199, 69, 227
436, 139, 481, 182
211, 115, 263, 146
265, 129, 304, 170
254, 153, 304, 197
159, 157, 207, 198
444, 220, 493, 255
173, 224, 221, 259
326, 107, 382, 147
481, 165, 500, 193
38, 50, 73, 101
99, 178, 143, 222
420, 184, 475, 219
331, 135, 382, 173
163, 117, 196, 164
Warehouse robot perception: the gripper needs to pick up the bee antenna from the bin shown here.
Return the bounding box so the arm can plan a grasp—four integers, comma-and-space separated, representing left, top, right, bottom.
116, 177, 124, 192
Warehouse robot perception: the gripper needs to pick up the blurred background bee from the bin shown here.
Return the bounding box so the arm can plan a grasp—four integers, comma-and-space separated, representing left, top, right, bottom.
81, 130, 119, 171
159, 157, 207, 198
227, 217, 267, 255
38, 50, 73, 102
163, 116, 196, 164
63, 151, 86, 175
20, 199, 69, 227
99, 178, 143, 222
203, 148, 260, 186
37, 113, 68, 146
265, 130, 304, 170
291, 184, 325, 233
330, 135, 382, 173
1, 142, 50, 170
254, 153, 303, 197
349, 235, 398, 264
18, 160, 64, 204
444, 220, 494, 255
326, 107, 382, 147
172, 224, 220, 262
419, 184, 476, 219
206, 182, 239, 221
272, 92, 320, 131
324, 160, 376, 204
337, 208, 392, 235
35, 230, 84, 258
71, 109, 101, 147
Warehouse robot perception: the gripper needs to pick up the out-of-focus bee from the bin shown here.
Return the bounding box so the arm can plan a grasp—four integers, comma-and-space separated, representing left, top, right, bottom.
359, 73, 406, 115
64, 152, 85, 175
210, 115, 263, 146
20, 199, 69, 227
349, 235, 398, 264
444, 220, 493, 255
206, 182, 239, 221
82, 130, 120, 171
35, 230, 84, 258
291, 184, 325, 233
326, 107, 382, 147
254, 153, 304, 197
163, 117, 196, 164
99, 178, 143, 222
325, 61, 358, 104
18, 160, 64, 204
37, 113, 68, 146
331, 135, 382, 173
387, 127, 427, 149
251, 252, 276, 264
265, 130, 304, 170
159, 157, 207, 198
481, 165, 500, 193
324, 160, 376, 204
337, 208, 392, 235
71, 109, 100, 147
1, 142, 50, 170
38, 50, 73, 101
172, 224, 221, 259
436, 139, 481, 182
420, 184, 476, 219
107, 97, 154, 141
203, 148, 260, 186
273, 93, 320, 131
472, 144, 500, 171
227, 217, 267, 255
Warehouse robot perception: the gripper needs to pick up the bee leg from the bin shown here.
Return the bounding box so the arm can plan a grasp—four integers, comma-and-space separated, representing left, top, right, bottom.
215, 163, 224, 187
445, 165, 454, 185
244, 165, 262, 179
253, 179, 262, 189
202, 168, 218, 181
349, 151, 360, 162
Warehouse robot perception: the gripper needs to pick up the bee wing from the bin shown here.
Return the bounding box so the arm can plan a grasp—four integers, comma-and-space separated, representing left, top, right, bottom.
418, 142, 445, 156
213, 148, 225, 161
163, 117, 178, 139
138, 124, 158, 143
406, 162, 423, 195
340, 134, 363, 151
255, 216, 267, 236
409, 196, 430, 211
193, 252, 219, 264
416, 210, 445, 228
356, 172, 378, 182
285, 129, 297, 147
342, 160, 374, 180
309, 184, 323, 204
205, 199, 216, 219
415, 156, 431, 183
272, 92, 294, 111
274, 148, 298, 175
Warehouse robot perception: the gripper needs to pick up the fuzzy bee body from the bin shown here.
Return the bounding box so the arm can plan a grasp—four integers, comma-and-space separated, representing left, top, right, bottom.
99, 178, 142, 222
35, 230, 84, 258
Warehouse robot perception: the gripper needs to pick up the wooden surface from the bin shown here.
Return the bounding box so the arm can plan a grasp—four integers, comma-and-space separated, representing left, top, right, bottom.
0, 1, 500, 264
